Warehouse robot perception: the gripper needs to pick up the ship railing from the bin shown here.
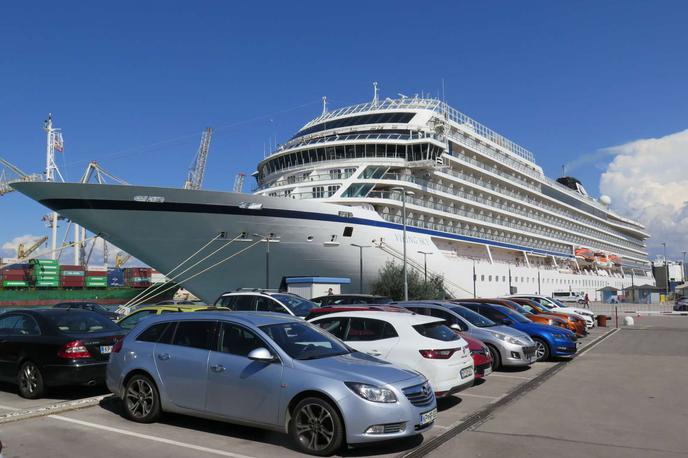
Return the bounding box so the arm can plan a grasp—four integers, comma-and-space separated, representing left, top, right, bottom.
441, 167, 647, 246
368, 190, 645, 260
303, 97, 536, 165
257, 170, 355, 191
377, 173, 644, 253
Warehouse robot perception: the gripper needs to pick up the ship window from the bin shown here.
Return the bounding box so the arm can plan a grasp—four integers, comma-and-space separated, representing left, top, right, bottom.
343, 227, 353, 237
327, 185, 339, 196
481, 275, 485, 282
488, 275, 492, 282
292, 112, 415, 139
313, 186, 325, 198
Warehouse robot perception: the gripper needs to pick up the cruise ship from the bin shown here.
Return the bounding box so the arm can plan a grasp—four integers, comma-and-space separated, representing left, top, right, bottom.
13, 91, 655, 303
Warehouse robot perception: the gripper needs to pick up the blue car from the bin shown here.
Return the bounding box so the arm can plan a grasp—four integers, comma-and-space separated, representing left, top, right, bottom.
459, 302, 577, 361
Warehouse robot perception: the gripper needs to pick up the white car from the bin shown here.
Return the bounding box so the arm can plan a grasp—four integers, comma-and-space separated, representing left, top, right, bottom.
510, 295, 595, 328
310, 311, 475, 397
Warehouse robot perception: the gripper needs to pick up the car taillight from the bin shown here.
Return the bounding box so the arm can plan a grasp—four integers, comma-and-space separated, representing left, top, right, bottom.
57, 340, 91, 359
112, 337, 124, 353
419, 348, 459, 359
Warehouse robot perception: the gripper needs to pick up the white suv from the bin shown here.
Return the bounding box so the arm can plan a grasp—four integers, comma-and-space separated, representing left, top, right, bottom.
551, 291, 585, 304
213, 290, 317, 318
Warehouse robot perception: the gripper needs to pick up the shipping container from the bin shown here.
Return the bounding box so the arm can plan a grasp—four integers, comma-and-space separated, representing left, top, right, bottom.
2, 280, 29, 287
61, 270, 85, 277
29, 259, 59, 265
87, 265, 108, 272
61, 265, 83, 271
107, 269, 125, 287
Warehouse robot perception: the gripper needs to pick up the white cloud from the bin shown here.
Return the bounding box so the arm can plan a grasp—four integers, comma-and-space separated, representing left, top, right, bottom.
1, 234, 47, 258
599, 129, 688, 259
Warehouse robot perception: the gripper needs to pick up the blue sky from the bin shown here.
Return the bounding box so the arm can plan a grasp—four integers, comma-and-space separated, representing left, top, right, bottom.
1, 1, 687, 258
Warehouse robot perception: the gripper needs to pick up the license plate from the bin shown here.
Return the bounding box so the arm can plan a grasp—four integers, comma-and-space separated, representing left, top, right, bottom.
100, 345, 113, 354
483, 366, 492, 376
419, 408, 437, 426
460, 367, 473, 379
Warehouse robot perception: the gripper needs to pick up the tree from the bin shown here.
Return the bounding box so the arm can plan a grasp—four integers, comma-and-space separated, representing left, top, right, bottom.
371, 261, 448, 301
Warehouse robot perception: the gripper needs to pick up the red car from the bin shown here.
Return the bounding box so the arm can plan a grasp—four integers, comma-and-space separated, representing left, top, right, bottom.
459, 333, 492, 380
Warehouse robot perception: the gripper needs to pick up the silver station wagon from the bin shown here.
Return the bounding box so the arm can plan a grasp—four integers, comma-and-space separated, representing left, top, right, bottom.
106, 311, 436, 456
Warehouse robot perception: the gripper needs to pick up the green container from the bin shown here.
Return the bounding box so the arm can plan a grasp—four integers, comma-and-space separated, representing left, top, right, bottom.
36, 275, 59, 281
35, 281, 59, 287
128, 276, 151, 282
61, 271, 85, 277
86, 276, 107, 282
2, 280, 29, 287
30, 259, 59, 265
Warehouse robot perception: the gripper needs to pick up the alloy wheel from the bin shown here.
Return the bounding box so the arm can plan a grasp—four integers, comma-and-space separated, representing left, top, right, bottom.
19, 362, 40, 395
294, 402, 335, 452
125, 378, 155, 419
535, 340, 547, 360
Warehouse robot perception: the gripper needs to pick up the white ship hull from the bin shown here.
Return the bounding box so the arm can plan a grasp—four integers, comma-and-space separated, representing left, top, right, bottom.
13, 182, 653, 303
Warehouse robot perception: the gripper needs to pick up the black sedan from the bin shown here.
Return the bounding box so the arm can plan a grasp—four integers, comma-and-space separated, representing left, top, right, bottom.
0, 309, 124, 398
53, 301, 120, 320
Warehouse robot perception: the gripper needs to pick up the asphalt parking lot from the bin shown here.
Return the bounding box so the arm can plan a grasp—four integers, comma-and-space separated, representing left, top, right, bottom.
1, 320, 675, 458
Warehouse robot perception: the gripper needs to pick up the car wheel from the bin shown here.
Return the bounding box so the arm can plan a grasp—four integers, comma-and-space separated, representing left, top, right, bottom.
17, 360, 45, 399
533, 338, 550, 361
486, 344, 501, 370
123, 374, 161, 423
289, 397, 344, 456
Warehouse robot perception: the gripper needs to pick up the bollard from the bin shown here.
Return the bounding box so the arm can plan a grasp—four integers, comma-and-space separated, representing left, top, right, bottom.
623, 316, 634, 326
615, 306, 618, 328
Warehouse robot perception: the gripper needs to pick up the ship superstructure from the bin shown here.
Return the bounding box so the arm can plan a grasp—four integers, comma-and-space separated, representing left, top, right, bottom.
13, 92, 654, 302
253, 95, 652, 289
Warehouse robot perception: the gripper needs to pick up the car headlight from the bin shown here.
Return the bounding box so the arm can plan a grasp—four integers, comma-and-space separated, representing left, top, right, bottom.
345, 382, 398, 403
490, 331, 526, 346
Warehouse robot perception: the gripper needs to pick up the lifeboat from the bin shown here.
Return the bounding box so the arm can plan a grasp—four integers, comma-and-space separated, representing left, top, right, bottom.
609, 254, 622, 267
575, 248, 595, 262
594, 252, 612, 268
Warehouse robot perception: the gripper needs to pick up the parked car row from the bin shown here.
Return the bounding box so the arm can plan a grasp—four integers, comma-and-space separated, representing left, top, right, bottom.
0, 292, 591, 456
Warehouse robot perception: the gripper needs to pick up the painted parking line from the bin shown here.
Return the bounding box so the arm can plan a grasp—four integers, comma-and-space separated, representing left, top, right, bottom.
49, 415, 257, 458
458, 393, 502, 400
0, 404, 20, 411
487, 374, 532, 381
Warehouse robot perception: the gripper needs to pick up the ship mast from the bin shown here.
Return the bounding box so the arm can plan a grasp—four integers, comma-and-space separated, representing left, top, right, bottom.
43, 114, 65, 260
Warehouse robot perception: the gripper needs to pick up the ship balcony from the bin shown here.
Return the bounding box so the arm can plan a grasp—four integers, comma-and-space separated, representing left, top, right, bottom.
360, 190, 646, 261
366, 173, 647, 256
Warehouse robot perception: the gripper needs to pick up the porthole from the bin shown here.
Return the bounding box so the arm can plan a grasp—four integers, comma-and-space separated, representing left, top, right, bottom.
306, 235, 314, 242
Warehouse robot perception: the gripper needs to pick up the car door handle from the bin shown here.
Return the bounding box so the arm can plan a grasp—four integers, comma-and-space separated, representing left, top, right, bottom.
210, 364, 226, 373
367, 351, 382, 357
157, 353, 171, 361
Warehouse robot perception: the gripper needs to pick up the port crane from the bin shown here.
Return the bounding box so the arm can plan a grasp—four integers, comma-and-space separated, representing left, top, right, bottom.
115, 252, 131, 268
17, 236, 49, 259
0, 157, 42, 197
233, 172, 245, 193
184, 128, 213, 190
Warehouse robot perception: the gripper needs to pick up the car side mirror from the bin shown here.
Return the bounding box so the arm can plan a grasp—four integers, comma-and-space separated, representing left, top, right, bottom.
450, 323, 462, 331
248, 347, 276, 362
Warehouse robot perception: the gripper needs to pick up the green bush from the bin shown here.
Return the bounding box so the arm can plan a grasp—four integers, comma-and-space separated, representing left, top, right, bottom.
371, 261, 447, 301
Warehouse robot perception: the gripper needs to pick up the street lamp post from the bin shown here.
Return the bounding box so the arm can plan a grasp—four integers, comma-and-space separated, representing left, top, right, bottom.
351, 243, 371, 294
417, 250, 432, 284
254, 233, 279, 289
662, 242, 669, 298
392, 187, 414, 301
682, 250, 687, 281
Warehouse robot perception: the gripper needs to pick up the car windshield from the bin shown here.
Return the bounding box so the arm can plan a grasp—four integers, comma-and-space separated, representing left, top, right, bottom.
494, 305, 532, 324
48, 312, 121, 334
260, 321, 350, 360
449, 306, 496, 328
510, 303, 533, 315
547, 297, 568, 308
83, 303, 108, 312
271, 294, 317, 317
